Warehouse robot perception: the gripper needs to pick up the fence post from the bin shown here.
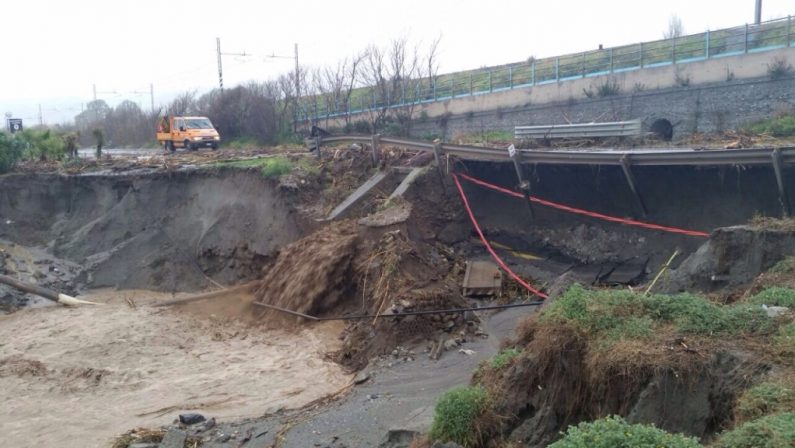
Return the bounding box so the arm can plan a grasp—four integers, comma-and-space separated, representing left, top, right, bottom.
531, 60, 536, 85
609, 48, 614, 73
639, 42, 644, 68
489, 71, 493, 92
555, 57, 560, 81
581, 52, 586, 77
744, 23, 749, 53
706, 30, 710, 58
509, 66, 513, 88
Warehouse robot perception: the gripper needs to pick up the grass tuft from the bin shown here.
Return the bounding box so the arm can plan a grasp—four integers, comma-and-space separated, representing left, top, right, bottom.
490, 348, 520, 370
735, 381, 795, 423
714, 412, 795, 448
748, 287, 795, 309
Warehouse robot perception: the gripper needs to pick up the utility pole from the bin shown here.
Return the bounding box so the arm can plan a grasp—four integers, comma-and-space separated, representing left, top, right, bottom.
755, 0, 762, 24
38, 104, 43, 126
216, 37, 224, 91
294, 43, 300, 98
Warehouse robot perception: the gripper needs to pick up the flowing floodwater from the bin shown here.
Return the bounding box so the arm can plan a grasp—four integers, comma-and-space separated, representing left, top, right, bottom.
0, 290, 351, 448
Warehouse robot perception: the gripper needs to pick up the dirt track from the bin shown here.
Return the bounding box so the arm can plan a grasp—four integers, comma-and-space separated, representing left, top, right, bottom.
0, 290, 350, 448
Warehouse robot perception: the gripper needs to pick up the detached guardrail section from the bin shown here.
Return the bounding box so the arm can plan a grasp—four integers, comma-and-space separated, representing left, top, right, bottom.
514, 120, 642, 139
308, 134, 795, 217
297, 15, 795, 123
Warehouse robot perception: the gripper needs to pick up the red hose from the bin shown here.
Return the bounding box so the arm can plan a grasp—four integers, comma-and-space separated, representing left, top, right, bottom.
458, 172, 710, 238
452, 174, 548, 299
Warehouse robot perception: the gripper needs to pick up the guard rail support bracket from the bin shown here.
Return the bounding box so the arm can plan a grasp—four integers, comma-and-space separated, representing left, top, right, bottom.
432, 142, 447, 193
772, 149, 792, 217
371, 134, 381, 166
620, 155, 649, 218
509, 146, 534, 220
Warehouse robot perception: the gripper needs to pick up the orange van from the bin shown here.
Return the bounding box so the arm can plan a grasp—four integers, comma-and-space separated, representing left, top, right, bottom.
156, 116, 221, 151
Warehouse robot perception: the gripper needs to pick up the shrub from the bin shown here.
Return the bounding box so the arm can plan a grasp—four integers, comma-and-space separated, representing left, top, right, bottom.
549, 415, 702, 448
17, 129, 66, 161
746, 115, 795, 137
260, 157, 293, 178
430, 386, 490, 447
769, 257, 795, 274
0, 133, 24, 173
767, 57, 794, 80
735, 382, 795, 422
714, 413, 795, 448
749, 287, 795, 309
774, 324, 795, 356
490, 348, 520, 370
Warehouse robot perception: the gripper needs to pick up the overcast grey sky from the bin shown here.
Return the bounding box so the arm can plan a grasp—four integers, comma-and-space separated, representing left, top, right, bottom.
2, 0, 792, 124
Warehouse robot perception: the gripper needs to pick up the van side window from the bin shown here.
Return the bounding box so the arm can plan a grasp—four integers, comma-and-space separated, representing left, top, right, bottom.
175, 119, 183, 131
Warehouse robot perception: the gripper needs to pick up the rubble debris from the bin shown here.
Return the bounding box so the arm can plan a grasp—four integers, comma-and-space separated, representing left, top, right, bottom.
178, 413, 206, 425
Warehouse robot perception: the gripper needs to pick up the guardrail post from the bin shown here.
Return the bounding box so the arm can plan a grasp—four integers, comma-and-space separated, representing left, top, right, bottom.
620, 155, 648, 218
315, 136, 322, 159
508, 144, 534, 220
555, 57, 560, 81
744, 23, 749, 53
531, 60, 536, 85
639, 42, 644, 68
371, 134, 381, 165
706, 30, 710, 58
432, 142, 446, 192
772, 149, 792, 217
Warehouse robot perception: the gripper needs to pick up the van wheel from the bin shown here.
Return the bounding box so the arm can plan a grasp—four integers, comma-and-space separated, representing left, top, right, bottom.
165, 141, 175, 152
184, 140, 194, 151
211, 143, 218, 151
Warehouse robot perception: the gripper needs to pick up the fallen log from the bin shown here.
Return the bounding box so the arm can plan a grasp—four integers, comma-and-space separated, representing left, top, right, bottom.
151, 282, 257, 307
0, 274, 99, 306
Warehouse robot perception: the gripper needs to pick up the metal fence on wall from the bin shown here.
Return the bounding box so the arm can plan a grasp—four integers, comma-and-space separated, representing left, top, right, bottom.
298, 15, 794, 123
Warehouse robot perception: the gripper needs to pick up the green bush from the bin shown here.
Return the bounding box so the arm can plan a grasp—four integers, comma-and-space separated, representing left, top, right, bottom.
735, 382, 795, 422
774, 324, 795, 355
549, 415, 702, 448
17, 129, 66, 161
714, 413, 795, 448
430, 386, 490, 447
768, 257, 795, 274
0, 133, 24, 173
544, 285, 774, 341
490, 348, 520, 370
749, 287, 795, 309
746, 115, 795, 137
260, 157, 293, 178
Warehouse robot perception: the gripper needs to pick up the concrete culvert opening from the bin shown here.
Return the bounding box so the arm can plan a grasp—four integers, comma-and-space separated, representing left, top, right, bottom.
650, 118, 674, 141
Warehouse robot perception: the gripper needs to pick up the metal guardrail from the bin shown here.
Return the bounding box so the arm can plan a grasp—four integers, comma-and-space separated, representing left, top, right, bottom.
310, 134, 795, 167
515, 120, 642, 139
297, 15, 794, 123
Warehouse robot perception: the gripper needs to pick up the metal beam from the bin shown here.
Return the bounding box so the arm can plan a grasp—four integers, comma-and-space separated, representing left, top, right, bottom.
508, 144, 534, 219
620, 155, 648, 218
772, 148, 791, 216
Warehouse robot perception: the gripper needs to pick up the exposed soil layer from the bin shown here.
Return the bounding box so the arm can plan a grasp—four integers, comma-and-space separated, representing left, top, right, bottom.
0, 170, 307, 295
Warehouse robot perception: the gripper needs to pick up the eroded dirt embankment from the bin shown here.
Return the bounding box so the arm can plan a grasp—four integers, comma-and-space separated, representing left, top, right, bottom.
0, 170, 308, 296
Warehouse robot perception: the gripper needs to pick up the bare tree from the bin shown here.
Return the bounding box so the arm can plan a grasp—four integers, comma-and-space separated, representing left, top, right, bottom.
663, 14, 685, 39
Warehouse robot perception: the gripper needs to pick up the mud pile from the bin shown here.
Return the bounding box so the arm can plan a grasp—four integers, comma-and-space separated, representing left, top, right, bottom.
253, 221, 359, 322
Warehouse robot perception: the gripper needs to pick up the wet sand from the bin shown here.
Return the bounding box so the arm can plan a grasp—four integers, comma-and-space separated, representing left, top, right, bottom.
0, 290, 350, 448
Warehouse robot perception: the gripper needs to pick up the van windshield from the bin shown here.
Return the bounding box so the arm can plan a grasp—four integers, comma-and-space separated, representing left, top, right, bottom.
185, 118, 214, 130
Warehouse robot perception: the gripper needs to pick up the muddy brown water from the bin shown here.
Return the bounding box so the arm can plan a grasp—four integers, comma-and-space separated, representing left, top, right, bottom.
0, 290, 351, 448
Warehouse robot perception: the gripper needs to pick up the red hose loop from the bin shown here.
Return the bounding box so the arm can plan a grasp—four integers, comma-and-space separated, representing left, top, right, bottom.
457, 172, 710, 238
451, 173, 548, 299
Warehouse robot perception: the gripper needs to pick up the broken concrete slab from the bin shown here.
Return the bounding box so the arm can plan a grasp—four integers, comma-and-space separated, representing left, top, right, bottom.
327, 170, 391, 221
462, 260, 502, 297
389, 167, 426, 200
158, 428, 187, 448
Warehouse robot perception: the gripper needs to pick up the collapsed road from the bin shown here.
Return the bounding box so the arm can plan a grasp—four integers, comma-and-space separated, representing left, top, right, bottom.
1, 138, 795, 447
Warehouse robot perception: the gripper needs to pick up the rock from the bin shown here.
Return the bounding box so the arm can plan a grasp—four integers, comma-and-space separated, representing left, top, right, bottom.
764, 305, 789, 318
353, 371, 371, 385
367, 394, 379, 400
195, 417, 216, 432
216, 433, 232, 443
158, 429, 187, 448
443, 339, 459, 350
178, 413, 206, 425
